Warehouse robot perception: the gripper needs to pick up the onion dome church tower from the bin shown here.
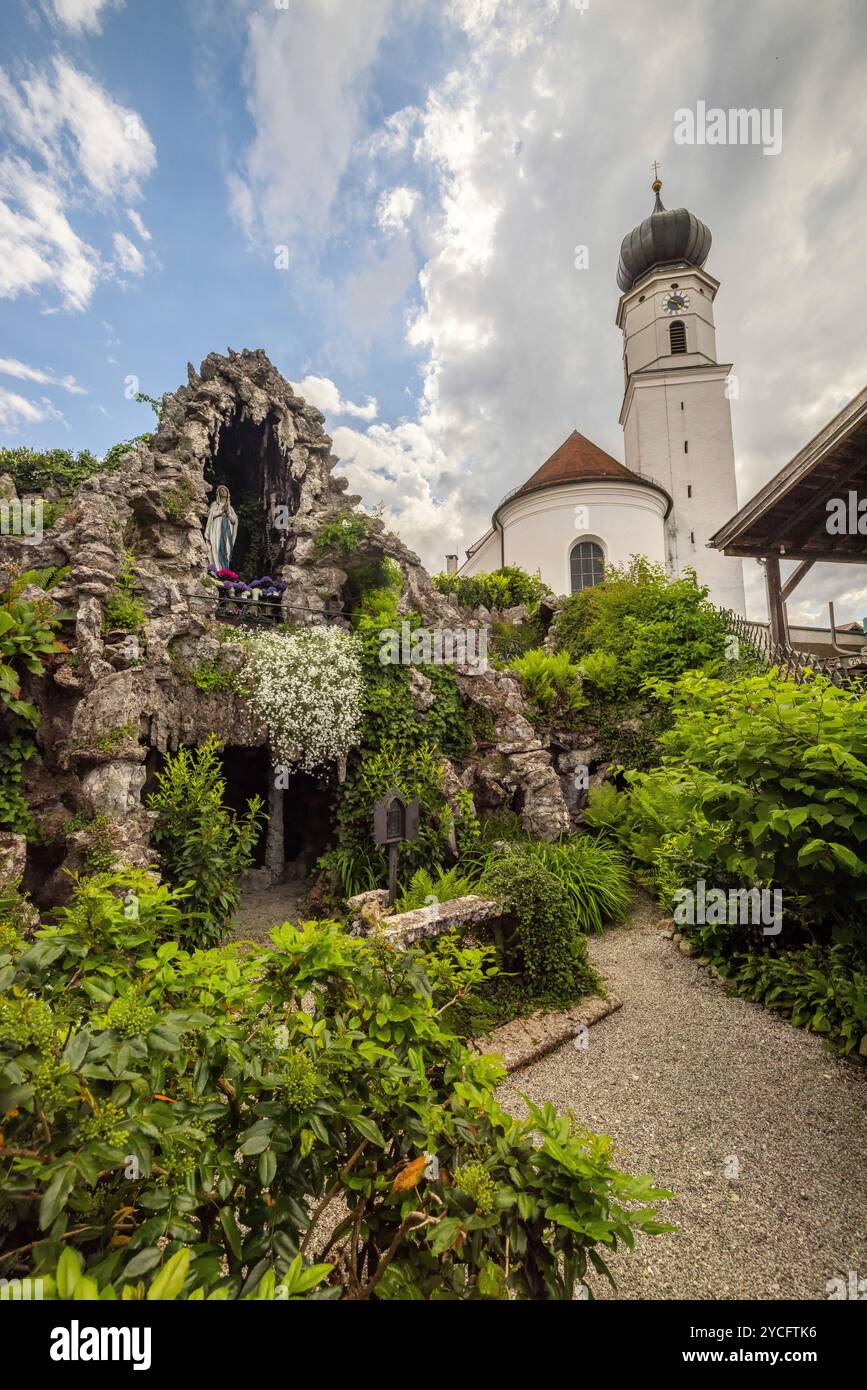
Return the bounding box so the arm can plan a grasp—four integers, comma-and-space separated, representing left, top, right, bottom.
615, 172, 746, 613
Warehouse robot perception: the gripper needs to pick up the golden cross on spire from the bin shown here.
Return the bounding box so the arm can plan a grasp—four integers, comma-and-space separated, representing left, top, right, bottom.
651, 159, 661, 181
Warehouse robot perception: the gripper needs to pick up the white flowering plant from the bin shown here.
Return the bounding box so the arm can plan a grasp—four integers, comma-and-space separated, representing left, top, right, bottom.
241, 626, 364, 774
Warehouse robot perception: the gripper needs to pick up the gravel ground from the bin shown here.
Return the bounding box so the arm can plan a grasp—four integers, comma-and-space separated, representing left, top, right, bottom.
229, 881, 309, 944
497, 894, 867, 1301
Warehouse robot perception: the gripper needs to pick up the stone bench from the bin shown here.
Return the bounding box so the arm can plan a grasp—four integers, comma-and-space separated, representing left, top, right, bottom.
347, 889, 505, 947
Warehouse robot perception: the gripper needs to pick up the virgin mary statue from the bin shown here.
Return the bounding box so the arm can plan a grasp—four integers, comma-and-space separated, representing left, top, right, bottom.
205, 485, 239, 572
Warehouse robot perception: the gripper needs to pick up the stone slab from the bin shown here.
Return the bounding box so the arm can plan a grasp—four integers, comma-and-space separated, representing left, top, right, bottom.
473, 992, 623, 1072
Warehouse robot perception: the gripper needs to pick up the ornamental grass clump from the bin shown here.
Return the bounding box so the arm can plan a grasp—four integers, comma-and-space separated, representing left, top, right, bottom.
242, 626, 364, 774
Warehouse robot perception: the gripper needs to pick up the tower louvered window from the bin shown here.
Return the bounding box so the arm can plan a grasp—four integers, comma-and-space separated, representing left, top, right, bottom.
669, 321, 687, 354
570, 541, 604, 593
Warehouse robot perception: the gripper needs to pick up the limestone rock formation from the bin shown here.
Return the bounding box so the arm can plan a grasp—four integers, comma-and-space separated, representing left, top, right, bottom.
1, 349, 570, 902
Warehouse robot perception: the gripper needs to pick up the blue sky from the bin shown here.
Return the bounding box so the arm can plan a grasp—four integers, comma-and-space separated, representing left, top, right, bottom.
2, 0, 866, 622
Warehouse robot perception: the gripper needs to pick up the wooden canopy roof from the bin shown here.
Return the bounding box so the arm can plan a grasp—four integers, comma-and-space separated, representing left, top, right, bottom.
710, 386, 867, 563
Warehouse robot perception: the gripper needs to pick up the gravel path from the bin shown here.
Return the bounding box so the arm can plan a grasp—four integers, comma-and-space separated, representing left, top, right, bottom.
229, 881, 310, 944
498, 894, 867, 1301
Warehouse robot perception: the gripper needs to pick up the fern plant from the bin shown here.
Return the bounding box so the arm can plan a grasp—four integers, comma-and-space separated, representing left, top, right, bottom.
395, 866, 477, 913
511, 649, 585, 727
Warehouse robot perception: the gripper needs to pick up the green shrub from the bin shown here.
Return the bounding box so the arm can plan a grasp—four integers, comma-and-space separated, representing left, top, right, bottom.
0, 567, 68, 726
183, 660, 236, 694
552, 558, 728, 699
480, 846, 599, 1005
163, 478, 196, 522
0, 875, 672, 1300
432, 566, 552, 613
578, 650, 620, 696
314, 511, 369, 557
147, 734, 264, 947
103, 552, 146, 634
593, 668, 867, 1051
320, 740, 472, 900
318, 609, 477, 900
511, 648, 585, 727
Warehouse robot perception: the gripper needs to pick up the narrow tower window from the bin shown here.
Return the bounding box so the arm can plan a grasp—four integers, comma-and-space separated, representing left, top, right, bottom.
684, 440, 689, 453
570, 541, 604, 594
669, 320, 687, 354
687, 485, 692, 498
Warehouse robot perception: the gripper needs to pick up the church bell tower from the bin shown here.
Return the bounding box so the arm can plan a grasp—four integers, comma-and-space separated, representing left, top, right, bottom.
615, 173, 746, 614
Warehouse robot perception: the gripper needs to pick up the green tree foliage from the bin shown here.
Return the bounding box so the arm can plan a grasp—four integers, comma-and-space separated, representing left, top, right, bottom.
0, 871, 672, 1300
147, 735, 263, 948
432, 565, 552, 613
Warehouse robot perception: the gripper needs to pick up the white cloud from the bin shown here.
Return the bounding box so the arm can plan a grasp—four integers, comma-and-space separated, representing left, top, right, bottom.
0, 156, 101, 311
377, 186, 420, 235
127, 207, 152, 241
0, 58, 155, 310
50, 0, 125, 33
0, 358, 87, 395
0, 385, 64, 429
332, 420, 466, 563
113, 231, 145, 276
229, 0, 396, 248
294, 375, 378, 422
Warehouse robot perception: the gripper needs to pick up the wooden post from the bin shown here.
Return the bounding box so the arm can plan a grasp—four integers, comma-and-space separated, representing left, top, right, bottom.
764, 556, 788, 646
387, 843, 398, 907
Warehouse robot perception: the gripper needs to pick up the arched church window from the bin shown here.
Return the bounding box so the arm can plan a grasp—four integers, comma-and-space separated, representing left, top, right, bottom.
669, 321, 687, 354
570, 541, 604, 593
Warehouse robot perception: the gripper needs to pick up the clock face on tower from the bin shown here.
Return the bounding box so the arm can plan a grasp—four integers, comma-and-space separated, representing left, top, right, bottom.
662, 290, 690, 315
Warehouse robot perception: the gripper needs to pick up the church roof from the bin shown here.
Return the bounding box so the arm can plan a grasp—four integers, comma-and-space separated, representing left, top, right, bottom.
501, 430, 649, 504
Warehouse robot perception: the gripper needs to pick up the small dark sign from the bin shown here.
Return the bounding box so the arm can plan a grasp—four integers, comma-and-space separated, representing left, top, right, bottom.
373, 788, 419, 846
373, 788, 420, 906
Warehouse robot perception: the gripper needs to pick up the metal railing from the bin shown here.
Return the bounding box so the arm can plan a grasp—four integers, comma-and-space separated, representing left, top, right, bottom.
721, 609, 867, 690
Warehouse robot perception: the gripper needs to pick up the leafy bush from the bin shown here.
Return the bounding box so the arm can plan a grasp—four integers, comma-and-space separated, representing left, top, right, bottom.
182, 660, 236, 694
433, 566, 552, 613
241, 626, 363, 774
314, 511, 369, 557
0, 447, 112, 497
591, 669, 867, 1050
0, 567, 68, 836
103, 552, 146, 634
552, 558, 728, 699
480, 846, 599, 1006
511, 648, 585, 727
577, 650, 620, 696
640, 671, 867, 937
147, 735, 263, 947
318, 606, 476, 900
0, 874, 672, 1300
163, 479, 196, 522
0, 567, 68, 725
321, 740, 474, 900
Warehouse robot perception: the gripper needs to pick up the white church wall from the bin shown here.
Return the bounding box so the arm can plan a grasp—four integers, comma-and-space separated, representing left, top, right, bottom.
490, 480, 667, 596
